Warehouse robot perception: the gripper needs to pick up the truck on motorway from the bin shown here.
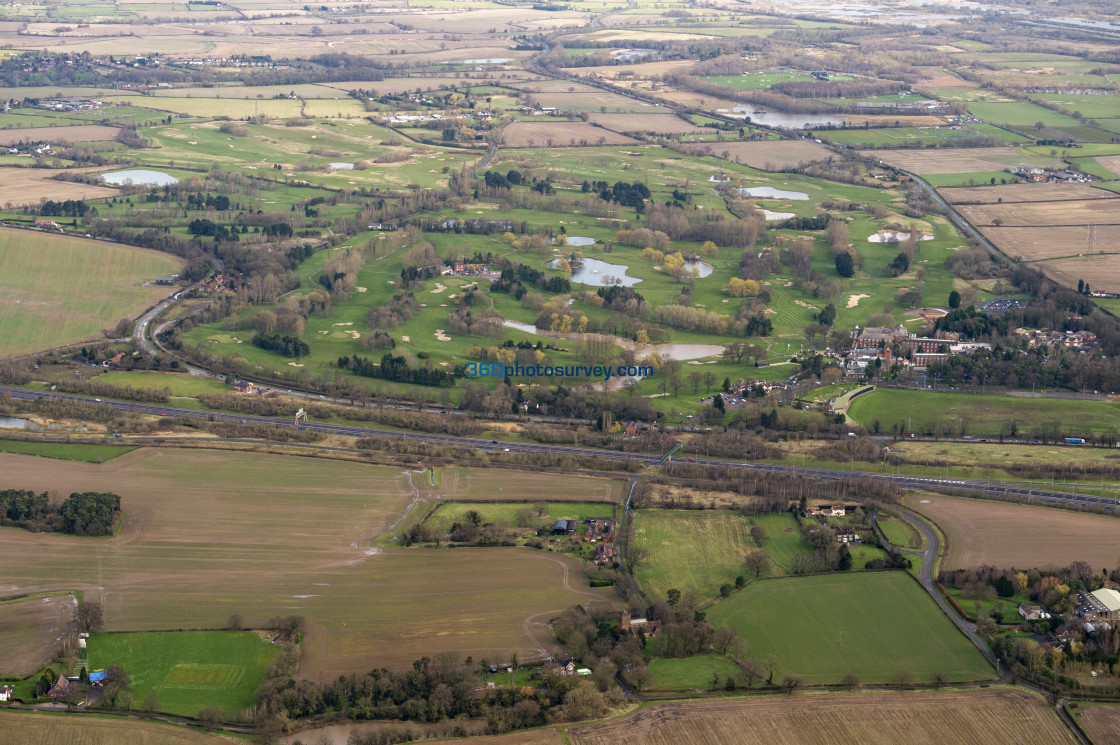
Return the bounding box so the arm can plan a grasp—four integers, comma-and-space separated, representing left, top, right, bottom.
1066, 437, 1086, 445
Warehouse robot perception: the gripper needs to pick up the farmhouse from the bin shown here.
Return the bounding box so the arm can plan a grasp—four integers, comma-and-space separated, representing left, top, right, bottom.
1079, 588, 1120, 620
1018, 604, 1051, 621
47, 674, 70, 698
810, 505, 845, 518
620, 610, 662, 636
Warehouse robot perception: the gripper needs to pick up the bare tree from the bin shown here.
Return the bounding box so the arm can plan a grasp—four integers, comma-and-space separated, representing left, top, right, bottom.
782, 673, 802, 694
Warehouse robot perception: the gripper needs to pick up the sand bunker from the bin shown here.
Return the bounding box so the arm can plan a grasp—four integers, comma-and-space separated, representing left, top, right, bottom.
333, 322, 353, 326
356, 286, 367, 293
847, 293, 869, 308
431, 282, 446, 294
287, 362, 304, 367
794, 300, 819, 310
401, 335, 411, 342
868, 230, 934, 243
434, 329, 451, 341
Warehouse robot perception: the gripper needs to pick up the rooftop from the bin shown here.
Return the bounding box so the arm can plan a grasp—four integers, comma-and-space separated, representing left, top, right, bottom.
1091, 588, 1120, 613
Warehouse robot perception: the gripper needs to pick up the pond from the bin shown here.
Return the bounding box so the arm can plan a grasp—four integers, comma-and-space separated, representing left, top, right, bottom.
0, 416, 29, 429
98, 169, 179, 187
683, 260, 714, 278
560, 236, 595, 246
715, 104, 849, 129
549, 257, 641, 287
737, 186, 810, 201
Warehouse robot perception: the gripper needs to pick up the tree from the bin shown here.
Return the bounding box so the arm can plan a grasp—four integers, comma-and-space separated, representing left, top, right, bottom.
227, 613, 243, 630
667, 589, 682, 606
929, 671, 947, 691
892, 669, 912, 691
629, 665, 652, 693
948, 290, 961, 309
102, 665, 131, 709
835, 251, 854, 278
743, 550, 770, 578
782, 673, 802, 694
199, 706, 222, 731
78, 600, 103, 632
841, 672, 860, 691
142, 693, 160, 714
740, 658, 765, 688
749, 525, 768, 547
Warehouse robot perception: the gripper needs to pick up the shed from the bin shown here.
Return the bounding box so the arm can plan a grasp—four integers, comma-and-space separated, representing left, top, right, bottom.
552, 519, 571, 535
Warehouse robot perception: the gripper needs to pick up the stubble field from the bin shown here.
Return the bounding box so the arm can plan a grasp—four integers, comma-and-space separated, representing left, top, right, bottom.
566, 688, 1076, 745
0, 124, 119, 144
0, 228, 183, 356
0, 167, 119, 206
0, 710, 233, 745
0, 450, 617, 682
863, 147, 1059, 174
909, 494, 1120, 570
938, 182, 1118, 204
1030, 254, 1120, 293
957, 200, 1120, 227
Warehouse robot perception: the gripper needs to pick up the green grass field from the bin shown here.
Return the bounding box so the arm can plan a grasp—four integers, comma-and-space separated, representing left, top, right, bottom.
877, 516, 925, 551
95, 370, 230, 397
708, 572, 996, 684
847, 388, 1120, 436
0, 439, 135, 463
646, 654, 741, 690
967, 101, 1082, 127
87, 631, 277, 716
821, 124, 1028, 148
0, 229, 181, 356
633, 510, 812, 601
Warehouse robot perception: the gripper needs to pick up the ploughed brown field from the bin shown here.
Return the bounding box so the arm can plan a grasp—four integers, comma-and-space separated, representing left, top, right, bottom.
687, 140, 832, 170
566, 689, 1076, 745
0, 450, 618, 680
909, 494, 1120, 570
0, 125, 120, 144
503, 121, 638, 147
1075, 703, 1120, 745
0, 594, 76, 676
0, 709, 233, 745
588, 113, 715, 134
863, 147, 1058, 174
938, 182, 1118, 204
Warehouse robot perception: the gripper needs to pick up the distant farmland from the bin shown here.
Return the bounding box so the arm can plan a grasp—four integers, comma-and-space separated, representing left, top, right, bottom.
0, 710, 233, 745
845, 388, 1120, 436
0, 450, 617, 680
502, 121, 638, 147
909, 494, 1120, 570
1074, 703, 1120, 745
0, 228, 183, 355
566, 688, 1075, 745
708, 573, 995, 684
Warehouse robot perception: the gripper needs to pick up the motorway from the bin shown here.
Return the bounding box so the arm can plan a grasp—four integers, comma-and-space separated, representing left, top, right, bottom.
5, 385, 1117, 510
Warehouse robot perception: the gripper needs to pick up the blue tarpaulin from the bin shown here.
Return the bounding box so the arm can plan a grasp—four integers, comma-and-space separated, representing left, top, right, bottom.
89, 670, 107, 683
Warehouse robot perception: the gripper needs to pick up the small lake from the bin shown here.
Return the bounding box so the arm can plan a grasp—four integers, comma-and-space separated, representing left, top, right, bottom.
0, 416, 30, 429
99, 169, 179, 187
715, 104, 849, 129
560, 236, 595, 246
549, 257, 641, 287
683, 260, 714, 278
738, 186, 810, 201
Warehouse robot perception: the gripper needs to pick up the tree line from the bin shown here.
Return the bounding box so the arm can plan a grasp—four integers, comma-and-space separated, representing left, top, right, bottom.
0, 489, 120, 535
